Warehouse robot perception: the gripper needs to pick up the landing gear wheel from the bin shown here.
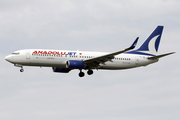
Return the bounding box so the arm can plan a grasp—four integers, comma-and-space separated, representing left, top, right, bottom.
79, 72, 85, 77
87, 70, 93, 75
20, 69, 24, 72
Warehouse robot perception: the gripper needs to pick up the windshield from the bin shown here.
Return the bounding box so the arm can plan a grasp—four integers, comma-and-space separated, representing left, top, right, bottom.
12, 52, 20, 55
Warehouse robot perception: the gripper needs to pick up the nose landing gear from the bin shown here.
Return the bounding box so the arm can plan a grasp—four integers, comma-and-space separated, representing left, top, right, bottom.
14, 64, 24, 72
20, 68, 24, 72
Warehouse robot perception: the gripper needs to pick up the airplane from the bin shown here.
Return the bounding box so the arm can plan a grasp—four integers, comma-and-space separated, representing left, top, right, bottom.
5, 26, 175, 77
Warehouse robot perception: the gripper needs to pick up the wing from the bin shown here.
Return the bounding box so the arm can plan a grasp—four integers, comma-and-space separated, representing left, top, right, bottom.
83, 37, 139, 69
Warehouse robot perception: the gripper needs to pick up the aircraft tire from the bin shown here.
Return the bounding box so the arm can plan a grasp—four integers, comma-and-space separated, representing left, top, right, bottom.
20, 69, 24, 72
79, 72, 85, 77
87, 70, 93, 75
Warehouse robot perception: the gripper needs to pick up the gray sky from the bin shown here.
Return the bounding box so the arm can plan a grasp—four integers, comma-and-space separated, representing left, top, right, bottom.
0, 0, 180, 120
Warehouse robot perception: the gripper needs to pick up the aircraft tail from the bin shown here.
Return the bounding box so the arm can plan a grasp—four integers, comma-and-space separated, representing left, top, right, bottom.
127, 26, 164, 56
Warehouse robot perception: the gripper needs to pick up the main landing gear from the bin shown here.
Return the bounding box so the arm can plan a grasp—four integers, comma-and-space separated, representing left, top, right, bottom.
87, 69, 93, 75
79, 69, 94, 77
79, 71, 85, 77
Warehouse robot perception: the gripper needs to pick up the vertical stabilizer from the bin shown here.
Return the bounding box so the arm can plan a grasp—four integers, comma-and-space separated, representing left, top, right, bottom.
126, 26, 164, 56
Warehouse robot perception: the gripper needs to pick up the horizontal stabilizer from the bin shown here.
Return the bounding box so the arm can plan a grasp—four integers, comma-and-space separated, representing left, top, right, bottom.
148, 52, 175, 60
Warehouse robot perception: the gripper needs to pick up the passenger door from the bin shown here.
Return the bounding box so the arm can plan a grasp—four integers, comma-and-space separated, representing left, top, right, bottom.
135, 56, 139, 66
26, 51, 31, 59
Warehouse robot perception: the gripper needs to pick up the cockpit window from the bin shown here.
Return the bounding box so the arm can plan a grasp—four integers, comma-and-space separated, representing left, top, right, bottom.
12, 52, 20, 55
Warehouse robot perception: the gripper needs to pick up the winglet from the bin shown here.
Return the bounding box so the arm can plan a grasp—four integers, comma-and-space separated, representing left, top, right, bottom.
126, 37, 139, 50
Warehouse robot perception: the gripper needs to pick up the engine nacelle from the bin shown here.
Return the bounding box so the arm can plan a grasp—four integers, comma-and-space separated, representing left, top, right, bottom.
66, 60, 84, 69
52, 67, 71, 73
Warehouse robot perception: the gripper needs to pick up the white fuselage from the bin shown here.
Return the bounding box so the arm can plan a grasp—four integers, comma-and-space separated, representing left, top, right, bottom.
5, 26, 174, 77
5, 49, 158, 70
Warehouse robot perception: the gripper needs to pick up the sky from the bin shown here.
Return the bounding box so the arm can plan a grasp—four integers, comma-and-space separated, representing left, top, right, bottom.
0, 0, 180, 120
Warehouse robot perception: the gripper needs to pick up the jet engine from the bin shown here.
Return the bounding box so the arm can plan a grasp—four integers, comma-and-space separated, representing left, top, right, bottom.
66, 60, 84, 69
52, 67, 71, 73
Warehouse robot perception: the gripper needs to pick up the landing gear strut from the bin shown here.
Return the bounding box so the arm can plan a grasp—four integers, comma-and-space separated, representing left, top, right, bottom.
87, 69, 93, 75
20, 65, 24, 72
14, 64, 24, 72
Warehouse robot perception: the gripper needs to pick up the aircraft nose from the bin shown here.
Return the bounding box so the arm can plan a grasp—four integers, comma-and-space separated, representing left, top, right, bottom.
5, 55, 12, 62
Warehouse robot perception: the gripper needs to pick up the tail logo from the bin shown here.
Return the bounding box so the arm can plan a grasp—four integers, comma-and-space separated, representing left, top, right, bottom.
138, 35, 160, 55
